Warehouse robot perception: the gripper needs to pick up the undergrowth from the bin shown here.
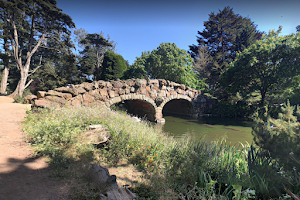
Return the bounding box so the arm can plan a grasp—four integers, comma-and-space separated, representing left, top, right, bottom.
23, 105, 296, 199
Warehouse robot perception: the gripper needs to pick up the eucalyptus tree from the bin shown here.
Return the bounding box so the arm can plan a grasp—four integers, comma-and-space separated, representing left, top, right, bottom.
0, 0, 75, 97
220, 27, 300, 107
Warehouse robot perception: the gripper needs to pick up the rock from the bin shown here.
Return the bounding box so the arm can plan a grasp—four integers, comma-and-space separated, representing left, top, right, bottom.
24, 95, 37, 104
99, 89, 108, 97
180, 84, 186, 90
45, 96, 66, 105
45, 90, 72, 100
82, 82, 93, 91
54, 87, 78, 96
37, 91, 46, 99
158, 79, 167, 86
88, 164, 136, 200
155, 97, 164, 106
82, 128, 110, 145
113, 81, 123, 88
34, 99, 59, 108
109, 90, 115, 98
83, 93, 95, 105
125, 79, 135, 87
135, 79, 147, 87
76, 87, 86, 94
130, 87, 135, 93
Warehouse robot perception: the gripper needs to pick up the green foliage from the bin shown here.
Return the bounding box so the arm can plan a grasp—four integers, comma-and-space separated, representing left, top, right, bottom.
130, 43, 206, 90
0, 0, 75, 97
250, 102, 300, 197
23, 105, 300, 199
101, 51, 127, 81
76, 31, 115, 81
221, 28, 300, 107
253, 101, 300, 172
122, 52, 148, 79
206, 100, 257, 117
189, 6, 263, 88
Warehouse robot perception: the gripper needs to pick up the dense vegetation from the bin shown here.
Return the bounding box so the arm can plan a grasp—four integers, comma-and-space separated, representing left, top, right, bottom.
23, 105, 300, 199
2, 1, 300, 199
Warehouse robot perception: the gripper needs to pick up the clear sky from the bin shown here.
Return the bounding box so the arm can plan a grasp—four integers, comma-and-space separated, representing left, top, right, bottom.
56, 0, 300, 65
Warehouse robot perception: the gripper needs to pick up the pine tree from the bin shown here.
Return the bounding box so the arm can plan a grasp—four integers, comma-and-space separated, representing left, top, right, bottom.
189, 6, 263, 88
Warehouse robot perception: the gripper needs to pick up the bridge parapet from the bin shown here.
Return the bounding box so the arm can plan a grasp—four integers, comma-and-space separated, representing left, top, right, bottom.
33, 78, 216, 122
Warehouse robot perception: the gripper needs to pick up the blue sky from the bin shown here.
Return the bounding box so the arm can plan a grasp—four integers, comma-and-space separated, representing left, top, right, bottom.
57, 0, 300, 64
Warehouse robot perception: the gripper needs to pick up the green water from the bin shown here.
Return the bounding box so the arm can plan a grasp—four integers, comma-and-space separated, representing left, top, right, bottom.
160, 115, 254, 145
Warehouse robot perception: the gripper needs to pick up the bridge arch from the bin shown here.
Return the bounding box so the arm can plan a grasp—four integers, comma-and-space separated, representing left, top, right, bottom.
154, 94, 194, 122
107, 94, 157, 121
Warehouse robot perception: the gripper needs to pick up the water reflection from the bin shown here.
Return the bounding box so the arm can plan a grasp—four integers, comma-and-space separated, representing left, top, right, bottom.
158, 115, 254, 145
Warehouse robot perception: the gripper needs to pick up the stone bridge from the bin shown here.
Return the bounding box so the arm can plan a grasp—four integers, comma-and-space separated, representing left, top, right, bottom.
33, 78, 216, 123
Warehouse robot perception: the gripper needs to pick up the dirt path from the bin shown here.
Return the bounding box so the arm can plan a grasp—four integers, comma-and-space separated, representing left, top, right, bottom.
0, 96, 70, 200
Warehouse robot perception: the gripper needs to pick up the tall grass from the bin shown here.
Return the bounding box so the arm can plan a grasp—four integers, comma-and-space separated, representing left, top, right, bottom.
23, 105, 293, 199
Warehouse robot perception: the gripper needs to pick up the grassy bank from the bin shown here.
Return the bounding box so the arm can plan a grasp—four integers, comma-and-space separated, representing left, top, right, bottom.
23, 106, 297, 199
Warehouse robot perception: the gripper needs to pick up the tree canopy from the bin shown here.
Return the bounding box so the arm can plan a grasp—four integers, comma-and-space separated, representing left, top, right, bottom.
76, 30, 115, 81
0, 0, 75, 97
129, 43, 205, 89
220, 27, 300, 107
101, 51, 127, 81
189, 6, 263, 88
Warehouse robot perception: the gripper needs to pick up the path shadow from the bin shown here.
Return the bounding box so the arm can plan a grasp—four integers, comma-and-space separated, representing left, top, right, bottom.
0, 156, 70, 200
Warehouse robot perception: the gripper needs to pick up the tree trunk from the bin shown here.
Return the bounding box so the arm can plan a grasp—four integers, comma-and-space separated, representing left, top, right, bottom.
0, 67, 9, 94
0, 37, 11, 94
9, 66, 28, 98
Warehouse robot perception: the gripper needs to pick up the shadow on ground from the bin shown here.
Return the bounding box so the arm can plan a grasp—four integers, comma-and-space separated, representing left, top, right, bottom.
0, 156, 70, 200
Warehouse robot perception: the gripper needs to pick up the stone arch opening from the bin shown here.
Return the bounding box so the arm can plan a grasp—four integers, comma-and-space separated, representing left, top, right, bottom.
110, 99, 156, 122
162, 99, 193, 117
124, 100, 156, 121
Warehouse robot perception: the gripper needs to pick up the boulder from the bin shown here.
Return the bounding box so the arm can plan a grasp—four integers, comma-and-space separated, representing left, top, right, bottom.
34, 99, 59, 108
24, 95, 37, 104
45, 90, 72, 100
135, 79, 147, 87
88, 164, 136, 200
83, 93, 95, 104
45, 96, 66, 105
82, 124, 110, 145
54, 87, 78, 96
76, 87, 86, 94
37, 91, 47, 99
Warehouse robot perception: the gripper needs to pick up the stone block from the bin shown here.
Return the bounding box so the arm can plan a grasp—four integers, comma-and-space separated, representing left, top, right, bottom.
108, 90, 115, 98
180, 84, 186, 90
76, 87, 86, 94
99, 89, 108, 97
113, 97, 121, 104
119, 88, 125, 95
37, 91, 46, 99
130, 87, 135, 93
113, 81, 123, 88
34, 99, 59, 108
135, 79, 147, 87
45, 95, 66, 105
83, 93, 95, 104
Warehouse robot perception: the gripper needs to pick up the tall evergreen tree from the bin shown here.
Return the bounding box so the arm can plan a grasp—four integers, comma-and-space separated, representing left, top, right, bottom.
101, 51, 127, 81
189, 6, 263, 89
77, 31, 115, 81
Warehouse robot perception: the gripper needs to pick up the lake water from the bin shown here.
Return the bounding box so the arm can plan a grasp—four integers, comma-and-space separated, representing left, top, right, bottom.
159, 115, 254, 145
